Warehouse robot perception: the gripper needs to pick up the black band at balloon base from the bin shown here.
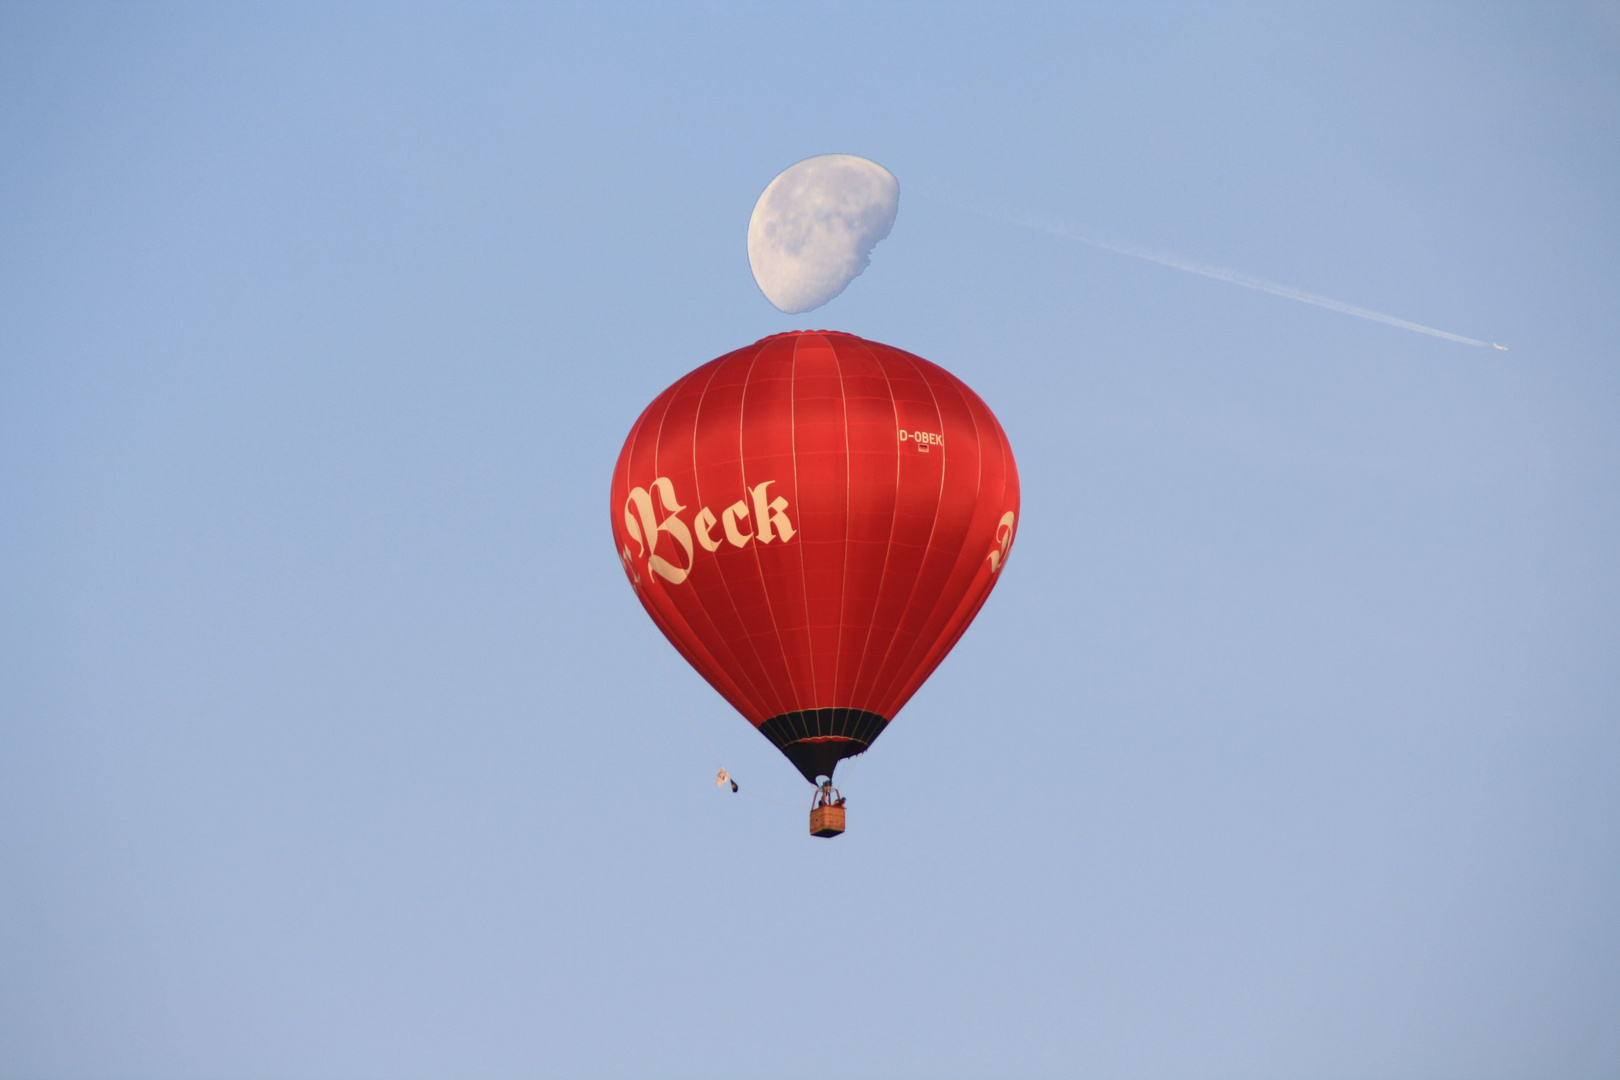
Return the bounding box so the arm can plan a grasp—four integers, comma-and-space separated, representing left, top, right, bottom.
758, 708, 891, 784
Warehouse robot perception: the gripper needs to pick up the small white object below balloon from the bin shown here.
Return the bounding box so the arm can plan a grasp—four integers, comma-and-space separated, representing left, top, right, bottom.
747, 154, 899, 314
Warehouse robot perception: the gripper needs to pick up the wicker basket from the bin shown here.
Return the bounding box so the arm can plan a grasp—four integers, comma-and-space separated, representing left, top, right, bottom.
809, 804, 846, 838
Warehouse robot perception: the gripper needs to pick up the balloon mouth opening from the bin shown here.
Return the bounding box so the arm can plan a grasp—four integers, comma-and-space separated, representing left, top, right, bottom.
758, 709, 890, 784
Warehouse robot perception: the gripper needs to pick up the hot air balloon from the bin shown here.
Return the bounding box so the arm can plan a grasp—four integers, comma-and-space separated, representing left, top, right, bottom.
610, 331, 1019, 835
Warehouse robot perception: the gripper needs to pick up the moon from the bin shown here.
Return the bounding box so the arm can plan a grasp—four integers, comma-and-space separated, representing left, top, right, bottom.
747, 154, 899, 314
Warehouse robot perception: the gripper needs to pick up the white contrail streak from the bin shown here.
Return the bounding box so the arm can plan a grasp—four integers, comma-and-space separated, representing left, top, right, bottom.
926, 184, 1490, 348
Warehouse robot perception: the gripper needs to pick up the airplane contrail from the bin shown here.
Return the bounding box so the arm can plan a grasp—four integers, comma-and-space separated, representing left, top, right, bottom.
923, 183, 1496, 349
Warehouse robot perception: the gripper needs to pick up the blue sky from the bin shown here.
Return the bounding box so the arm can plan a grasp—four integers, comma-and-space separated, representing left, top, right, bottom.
2, 4, 1617, 1078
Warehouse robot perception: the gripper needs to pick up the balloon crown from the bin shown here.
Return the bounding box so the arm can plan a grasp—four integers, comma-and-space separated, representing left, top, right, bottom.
756, 329, 857, 342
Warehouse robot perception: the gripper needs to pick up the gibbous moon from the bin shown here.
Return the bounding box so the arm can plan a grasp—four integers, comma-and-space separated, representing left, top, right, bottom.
747, 154, 899, 314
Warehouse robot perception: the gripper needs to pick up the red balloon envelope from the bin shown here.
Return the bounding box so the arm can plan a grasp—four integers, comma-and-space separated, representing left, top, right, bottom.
609, 331, 1019, 784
